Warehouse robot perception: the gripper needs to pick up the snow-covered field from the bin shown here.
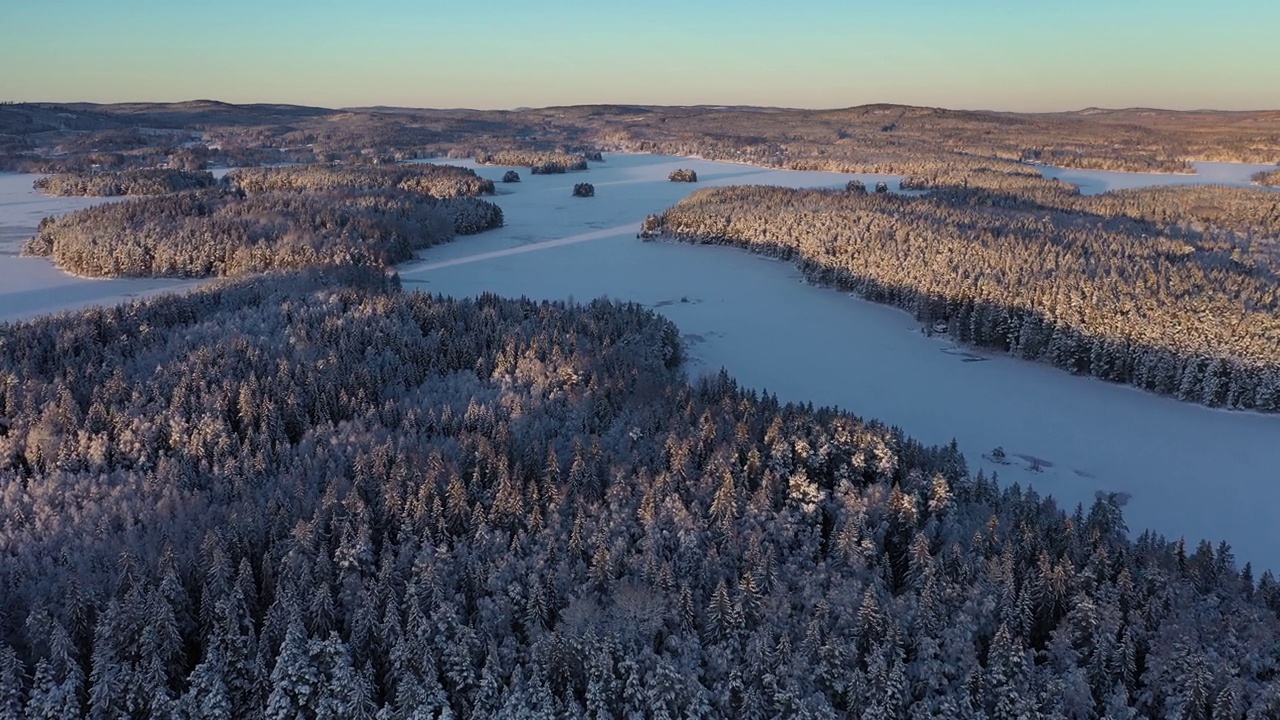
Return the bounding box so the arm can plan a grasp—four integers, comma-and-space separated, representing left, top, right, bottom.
0, 173, 197, 322
3, 154, 1278, 567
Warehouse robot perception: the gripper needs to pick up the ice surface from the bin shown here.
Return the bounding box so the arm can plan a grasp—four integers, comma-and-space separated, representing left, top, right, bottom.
0, 173, 198, 321
1039, 161, 1279, 195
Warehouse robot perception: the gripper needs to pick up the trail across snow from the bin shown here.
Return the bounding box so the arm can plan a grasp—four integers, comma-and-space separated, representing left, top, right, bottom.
405, 224, 637, 272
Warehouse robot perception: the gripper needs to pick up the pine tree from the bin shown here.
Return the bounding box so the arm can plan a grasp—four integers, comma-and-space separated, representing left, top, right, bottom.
706, 580, 737, 642
311, 633, 371, 720
177, 647, 233, 720
985, 623, 1035, 720
25, 624, 83, 720
0, 642, 27, 720
266, 620, 321, 720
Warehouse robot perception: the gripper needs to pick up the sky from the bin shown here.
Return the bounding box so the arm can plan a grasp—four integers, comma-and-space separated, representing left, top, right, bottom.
2, 0, 1278, 112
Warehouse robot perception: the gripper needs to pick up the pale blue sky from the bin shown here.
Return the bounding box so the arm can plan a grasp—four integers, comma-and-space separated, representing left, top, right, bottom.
2, 0, 1277, 110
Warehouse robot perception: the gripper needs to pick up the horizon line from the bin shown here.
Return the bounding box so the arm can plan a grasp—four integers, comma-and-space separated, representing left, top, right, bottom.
6, 99, 1280, 116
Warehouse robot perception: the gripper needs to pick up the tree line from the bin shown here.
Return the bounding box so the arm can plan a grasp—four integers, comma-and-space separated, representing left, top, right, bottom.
645, 183, 1280, 411
33, 169, 218, 197
901, 168, 1280, 240
225, 163, 496, 198
0, 268, 1276, 718
23, 185, 502, 278
8, 102, 1280, 181
474, 150, 589, 174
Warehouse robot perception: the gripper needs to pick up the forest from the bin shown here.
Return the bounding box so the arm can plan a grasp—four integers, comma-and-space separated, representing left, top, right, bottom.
33, 169, 217, 197
5, 97, 1280, 717
224, 163, 496, 198
6, 101, 1280, 180
645, 182, 1280, 411
0, 268, 1277, 718
900, 169, 1280, 240
22, 182, 503, 278
21, 163, 503, 278
474, 151, 590, 174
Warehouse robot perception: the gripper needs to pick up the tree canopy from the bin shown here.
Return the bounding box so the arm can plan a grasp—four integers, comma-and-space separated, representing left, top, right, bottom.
0, 269, 1276, 718
33, 169, 217, 197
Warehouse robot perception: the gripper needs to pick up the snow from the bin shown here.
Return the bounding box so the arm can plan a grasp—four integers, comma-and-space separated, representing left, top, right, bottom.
0, 173, 197, 322
403, 154, 1280, 570
1039, 161, 1278, 195
3, 154, 1278, 568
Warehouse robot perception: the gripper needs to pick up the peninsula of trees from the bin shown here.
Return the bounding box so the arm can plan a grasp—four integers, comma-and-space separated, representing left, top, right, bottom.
1254, 168, 1280, 187
0, 268, 1277, 718
225, 163, 496, 198
33, 169, 217, 197
645, 181, 1280, 410
22, 168, 504, 278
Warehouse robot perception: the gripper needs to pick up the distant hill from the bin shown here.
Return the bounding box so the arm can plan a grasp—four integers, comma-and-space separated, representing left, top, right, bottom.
4, 100, 1279, 174
0, 103, 135, 135
59, 100, 338, 127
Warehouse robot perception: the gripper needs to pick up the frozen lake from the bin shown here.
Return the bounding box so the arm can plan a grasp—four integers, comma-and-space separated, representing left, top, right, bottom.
1039, 160, 1279, 195
3, 155, 1278, 568
403, 154, 1280, 570
0, 173, 198, 321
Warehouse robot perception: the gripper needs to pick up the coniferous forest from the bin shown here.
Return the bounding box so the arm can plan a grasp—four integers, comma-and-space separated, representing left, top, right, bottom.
645, 183, 1280, 411
224, 164, 497, 198
1, 268, 1279, 719
21, 165, 504, 278
474, 151, 590, 174
7, 102, 1279, 179
4, 98, 1280, 717
33, 169, 218, 197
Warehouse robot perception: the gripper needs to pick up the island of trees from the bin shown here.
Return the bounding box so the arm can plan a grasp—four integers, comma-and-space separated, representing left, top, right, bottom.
572, 182, 595, 197
644, 180, 1280, 411
22, 164, 505, 278
225, 163, 496, 198
0, 267, 1277, 718
33, 169, 217, 197
474, 150, 589, 174
669, 168, 698, 183
501, 170, 520, 183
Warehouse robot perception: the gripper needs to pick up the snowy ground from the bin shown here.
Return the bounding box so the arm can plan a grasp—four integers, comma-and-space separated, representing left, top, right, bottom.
4, 155, 1279, 568
404, 154, 1280, 570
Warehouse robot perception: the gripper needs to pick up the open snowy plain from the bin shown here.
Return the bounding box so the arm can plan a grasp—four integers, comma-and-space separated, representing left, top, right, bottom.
2, 154, 1278, 567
